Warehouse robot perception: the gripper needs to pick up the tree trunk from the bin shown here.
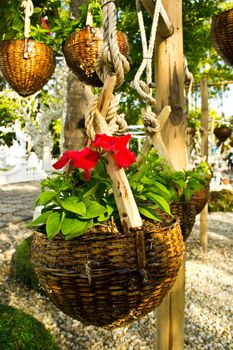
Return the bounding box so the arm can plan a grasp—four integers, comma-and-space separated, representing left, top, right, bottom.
63, 0, 92, 151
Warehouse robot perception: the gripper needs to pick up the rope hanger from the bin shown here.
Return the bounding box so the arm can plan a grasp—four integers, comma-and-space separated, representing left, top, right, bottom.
131, 0, 173, 167
21, 0, 34, 58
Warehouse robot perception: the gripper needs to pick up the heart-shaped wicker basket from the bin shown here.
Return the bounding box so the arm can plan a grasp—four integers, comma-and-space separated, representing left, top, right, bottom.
63, 26, 129, 87
0, 39, 56, 97
31, 219, 184, 329
211, 8, 233, 66
214, 127, 232, 142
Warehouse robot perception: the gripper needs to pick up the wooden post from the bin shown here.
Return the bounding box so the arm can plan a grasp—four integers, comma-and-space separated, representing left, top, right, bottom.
200, 77, 209, 249
155, 1, 186, 349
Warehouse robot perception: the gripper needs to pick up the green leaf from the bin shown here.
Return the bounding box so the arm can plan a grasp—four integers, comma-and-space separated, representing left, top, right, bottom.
83, 184, 98, 199
145, 193, 171, 215
61, 217, 84, 235
138, 206, 162, 222
33, 7, 42, 13
85, 201, 107, 219
12, 14, 23, 32
46, 212, 62, 240
39, 191, 57, 205
151, 182, 171, 199
27, 210, 53, 227
135, 194, 147, 201
60, 197, 86, 215
61, 217, 91, 239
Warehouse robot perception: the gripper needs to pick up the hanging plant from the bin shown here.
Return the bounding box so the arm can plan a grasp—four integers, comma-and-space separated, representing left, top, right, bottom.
29, 134, 184, 328
128, 150, 212, 239
211, 8, 233, 67
63, 2, 130, 87
0, 1, 56, 97
214, 124, 232, 142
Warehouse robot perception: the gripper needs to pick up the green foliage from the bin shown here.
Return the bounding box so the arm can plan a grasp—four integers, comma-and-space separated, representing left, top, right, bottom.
188, 109, 201, 129
209, 189, 233, 212
29, 160, 116, 239
0, 94, 21, 147
0, 304, 58, 350
128, 150, 211, 221
11, 236, 40, 292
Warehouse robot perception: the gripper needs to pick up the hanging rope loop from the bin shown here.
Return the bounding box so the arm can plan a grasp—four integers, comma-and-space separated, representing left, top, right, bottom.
21, 0, 34, 59
96, 0, 130, 87
131, 0, 161, 104
21, 0, 34, 39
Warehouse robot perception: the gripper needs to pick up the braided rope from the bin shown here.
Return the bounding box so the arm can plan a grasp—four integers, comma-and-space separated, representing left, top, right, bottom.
21, 0, 34, 39
131, 0, 161, 104
142, 111, 160, 135
96, 0, 130, 87
85, 94, 127, 140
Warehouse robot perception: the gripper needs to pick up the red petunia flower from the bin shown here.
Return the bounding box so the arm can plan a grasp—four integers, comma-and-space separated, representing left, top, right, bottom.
92, 134, 136, 169
52, 148, 99, 180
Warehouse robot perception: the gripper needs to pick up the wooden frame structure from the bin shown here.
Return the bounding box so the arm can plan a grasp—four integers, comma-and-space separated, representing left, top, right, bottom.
141, 1, 186, 349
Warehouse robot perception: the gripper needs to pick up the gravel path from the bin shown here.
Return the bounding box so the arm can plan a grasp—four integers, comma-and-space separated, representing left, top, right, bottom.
0, 182, 232, 350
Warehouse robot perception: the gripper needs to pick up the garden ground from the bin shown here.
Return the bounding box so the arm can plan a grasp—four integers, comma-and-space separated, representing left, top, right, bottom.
0, 181, 232, 350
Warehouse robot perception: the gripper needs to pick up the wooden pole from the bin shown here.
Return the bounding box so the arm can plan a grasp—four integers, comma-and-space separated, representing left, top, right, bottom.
140, 0, 174, 38
200, 77, 209, 249
155, 1, 186, 349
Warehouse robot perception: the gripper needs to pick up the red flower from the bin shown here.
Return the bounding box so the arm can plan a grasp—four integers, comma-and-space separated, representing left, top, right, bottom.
93, 134, 136, 169
53, 148, 99, 180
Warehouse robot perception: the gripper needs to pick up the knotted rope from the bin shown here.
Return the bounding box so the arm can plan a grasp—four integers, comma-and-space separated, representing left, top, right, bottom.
85, 94, 127, 140
96, 0, 130, 87
142, 110, 160, 135
21, 0, 34, 58
131, 0, 161, 104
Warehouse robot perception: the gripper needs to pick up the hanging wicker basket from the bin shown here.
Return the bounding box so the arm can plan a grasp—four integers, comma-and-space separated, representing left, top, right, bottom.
211, 8, 233, 66
0, 39, 56, 97
63, 26, 129, 87
31, 219, 184, 329
170, 201, 196, 241
192, 186, 210, 215
214, 127, 232, 142
156, 199, 196, 241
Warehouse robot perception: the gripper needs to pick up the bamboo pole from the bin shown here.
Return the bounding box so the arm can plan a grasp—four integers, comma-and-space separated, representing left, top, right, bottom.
155, 1, 186, 349
200, 77, 209, 249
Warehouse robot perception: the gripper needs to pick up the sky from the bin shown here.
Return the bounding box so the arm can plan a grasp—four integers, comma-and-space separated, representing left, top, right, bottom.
210, 84, 233, 120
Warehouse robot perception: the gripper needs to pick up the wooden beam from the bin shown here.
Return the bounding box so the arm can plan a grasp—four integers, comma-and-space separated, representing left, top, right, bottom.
155, 0, 186, 349
140, 0, 174, 38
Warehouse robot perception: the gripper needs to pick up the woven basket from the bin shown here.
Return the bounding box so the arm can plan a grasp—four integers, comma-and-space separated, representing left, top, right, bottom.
211, 8, 233, 66
0, 39, 55, 97
170, 200, 196, 241
63, 26, 129, 87
192, 186, 210, 215
31, 219, 184, 329
214, 127, 232, 142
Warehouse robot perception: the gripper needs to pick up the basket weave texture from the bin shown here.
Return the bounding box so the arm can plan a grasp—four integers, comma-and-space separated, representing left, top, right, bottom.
192, 186, 210, 215
211, 8, 233, 66
0, 39, 55, 97
63, 26, 129, 87
31, 219, 184, 329
170, 200, 196, 241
